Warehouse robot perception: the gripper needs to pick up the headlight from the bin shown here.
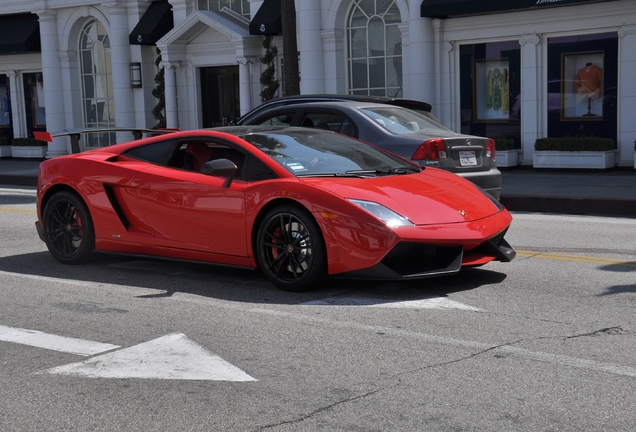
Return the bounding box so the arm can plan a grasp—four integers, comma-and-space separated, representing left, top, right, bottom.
347, 199, 413, 227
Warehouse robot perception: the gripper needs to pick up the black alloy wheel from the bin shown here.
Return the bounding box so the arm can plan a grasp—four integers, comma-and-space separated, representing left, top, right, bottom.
256, 205, 327, 291
42, 191, 96, 264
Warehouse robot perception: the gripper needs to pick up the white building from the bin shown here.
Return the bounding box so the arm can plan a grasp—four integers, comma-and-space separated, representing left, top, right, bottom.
0, 0, 634, 166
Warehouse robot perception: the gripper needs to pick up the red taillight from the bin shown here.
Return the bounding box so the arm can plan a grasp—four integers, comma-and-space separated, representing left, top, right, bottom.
486, 138, 496, 158
412, 138, 447, 161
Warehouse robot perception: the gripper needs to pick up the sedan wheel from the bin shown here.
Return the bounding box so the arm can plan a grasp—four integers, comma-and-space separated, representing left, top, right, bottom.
256, 205, 327, 291
42, 191, 96, 264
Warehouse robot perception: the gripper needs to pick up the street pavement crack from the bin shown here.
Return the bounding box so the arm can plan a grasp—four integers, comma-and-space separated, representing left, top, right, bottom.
565, 326, 632, 338
253, 340, 524, 431
253, 386, 387, 431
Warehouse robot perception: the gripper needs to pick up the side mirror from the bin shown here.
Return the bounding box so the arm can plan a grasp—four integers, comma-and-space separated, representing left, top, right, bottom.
201, 159, 238, 187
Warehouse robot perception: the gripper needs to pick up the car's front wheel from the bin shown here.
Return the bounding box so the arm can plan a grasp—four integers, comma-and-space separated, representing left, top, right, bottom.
256, 205, 327, 291
42, 191, 96, 264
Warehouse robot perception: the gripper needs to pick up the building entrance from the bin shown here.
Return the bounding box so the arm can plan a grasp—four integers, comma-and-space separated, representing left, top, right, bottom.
200, 66, 240, 127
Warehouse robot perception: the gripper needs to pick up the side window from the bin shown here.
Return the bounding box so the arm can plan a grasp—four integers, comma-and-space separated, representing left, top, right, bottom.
124, 140, 180, 165
300, 112, 357, 138
257, 113, 294, 126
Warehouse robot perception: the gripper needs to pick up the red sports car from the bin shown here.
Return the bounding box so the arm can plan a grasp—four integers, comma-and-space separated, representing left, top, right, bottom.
35, 126, 515, 291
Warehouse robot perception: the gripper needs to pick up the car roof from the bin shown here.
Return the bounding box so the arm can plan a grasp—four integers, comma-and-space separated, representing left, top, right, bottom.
236, 94, 434, 124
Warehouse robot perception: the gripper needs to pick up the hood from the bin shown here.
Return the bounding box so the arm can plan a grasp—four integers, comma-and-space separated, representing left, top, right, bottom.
301, 168, 502, 225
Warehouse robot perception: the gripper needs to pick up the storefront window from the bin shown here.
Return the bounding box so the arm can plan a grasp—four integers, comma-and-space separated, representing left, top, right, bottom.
347, 0, 402, 97
459, 41, 521, 147
547, 32, 618, 143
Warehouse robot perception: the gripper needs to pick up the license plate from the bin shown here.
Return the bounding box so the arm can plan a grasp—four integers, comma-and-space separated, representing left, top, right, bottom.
459, 151, 477, 166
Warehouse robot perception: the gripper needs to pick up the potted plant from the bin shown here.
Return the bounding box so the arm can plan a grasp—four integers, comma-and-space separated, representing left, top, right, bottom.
533, 137, 615, 169
11, 137, 48, 158
494, 138, 518, 168
0, 136, 10, 158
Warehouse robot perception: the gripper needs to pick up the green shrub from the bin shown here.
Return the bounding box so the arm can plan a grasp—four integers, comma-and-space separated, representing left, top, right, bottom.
0, 136, 8, 146
12, 137, 46, 147
534, 137, 615, 152
494, 138, 515, 151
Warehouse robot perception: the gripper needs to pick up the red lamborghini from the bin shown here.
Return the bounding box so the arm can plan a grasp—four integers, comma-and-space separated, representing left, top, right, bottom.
35, 126, 515, 291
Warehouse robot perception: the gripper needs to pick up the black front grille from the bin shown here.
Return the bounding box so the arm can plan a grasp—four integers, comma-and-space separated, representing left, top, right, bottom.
381, 242, 463, 276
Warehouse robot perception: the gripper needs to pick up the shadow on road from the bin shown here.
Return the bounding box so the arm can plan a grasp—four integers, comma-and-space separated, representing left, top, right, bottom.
0, 251, 508, 306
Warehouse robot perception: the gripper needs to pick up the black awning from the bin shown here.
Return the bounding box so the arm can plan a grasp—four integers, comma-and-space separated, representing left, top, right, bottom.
129, 0, 174, 45
421, 0, 616, 19
0, 14, 40, 54
249, 0, 282, 36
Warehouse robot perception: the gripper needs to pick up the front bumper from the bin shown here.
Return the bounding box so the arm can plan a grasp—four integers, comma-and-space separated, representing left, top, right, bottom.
334, 229, 515, 281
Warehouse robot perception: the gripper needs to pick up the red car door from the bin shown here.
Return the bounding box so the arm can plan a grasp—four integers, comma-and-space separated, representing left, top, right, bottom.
129, 165, 248, 257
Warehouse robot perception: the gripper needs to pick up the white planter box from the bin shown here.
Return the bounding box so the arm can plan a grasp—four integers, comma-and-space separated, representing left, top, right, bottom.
0, 146, 11, 157
533, 150, 615, 169
496, 150, 519, 167
11, 145, 47, 158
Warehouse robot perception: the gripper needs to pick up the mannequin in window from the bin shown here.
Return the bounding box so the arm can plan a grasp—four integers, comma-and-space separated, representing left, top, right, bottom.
574, 62, 602, 101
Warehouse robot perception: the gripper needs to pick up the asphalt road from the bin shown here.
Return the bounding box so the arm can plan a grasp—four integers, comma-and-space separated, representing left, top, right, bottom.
1, 186, 635, 431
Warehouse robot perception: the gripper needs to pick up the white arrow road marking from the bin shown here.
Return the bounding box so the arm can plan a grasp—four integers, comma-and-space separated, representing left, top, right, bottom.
301, 296, 480, 311
40, 333, 257, 381
0, 325, 120, 356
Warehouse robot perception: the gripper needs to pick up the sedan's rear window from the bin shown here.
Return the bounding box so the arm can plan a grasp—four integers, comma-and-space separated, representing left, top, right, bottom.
360, 107, 453, 135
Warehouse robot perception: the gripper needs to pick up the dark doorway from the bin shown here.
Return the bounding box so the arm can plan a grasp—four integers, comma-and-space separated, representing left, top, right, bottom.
0, 74, 13, 140
200, 66, 240, 127
23, 72, 46, 138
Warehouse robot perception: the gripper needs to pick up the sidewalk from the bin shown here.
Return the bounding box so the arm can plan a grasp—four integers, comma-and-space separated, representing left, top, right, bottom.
1, 157, 635, 217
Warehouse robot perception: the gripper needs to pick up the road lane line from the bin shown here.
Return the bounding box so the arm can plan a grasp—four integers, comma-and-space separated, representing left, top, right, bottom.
0, 325, 120, 356
0, 208, 36, 214
515, 250, 635, 266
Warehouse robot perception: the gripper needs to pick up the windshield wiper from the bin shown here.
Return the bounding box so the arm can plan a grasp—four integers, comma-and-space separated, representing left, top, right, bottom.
296, 172, 370, 178
345, 167, 422, 176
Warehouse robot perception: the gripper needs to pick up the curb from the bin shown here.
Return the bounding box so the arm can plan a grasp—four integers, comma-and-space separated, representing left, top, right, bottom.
500, 195, 636, 218
0, 175, 37, 187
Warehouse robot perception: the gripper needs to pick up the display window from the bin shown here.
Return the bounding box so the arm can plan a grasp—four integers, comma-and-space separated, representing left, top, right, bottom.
547, 33, 618, 143
460, 41, 521, 148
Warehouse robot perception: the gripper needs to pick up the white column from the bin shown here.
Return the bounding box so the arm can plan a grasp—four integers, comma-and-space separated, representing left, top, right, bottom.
406, 5, 434, 103
235, 57, 255, 116
161, 61, 180, 128
106, 4, 134, 133
296, 0, 324, 94
321, 29, 345, 93
618, 26, 636, 167
36, 10, 67, 157
519, 34, 541, 164
441, 41, 455, 128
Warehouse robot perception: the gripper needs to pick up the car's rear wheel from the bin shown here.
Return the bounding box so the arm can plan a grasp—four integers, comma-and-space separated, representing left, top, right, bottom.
42, 191, 96, 264
256, 205, 327, 291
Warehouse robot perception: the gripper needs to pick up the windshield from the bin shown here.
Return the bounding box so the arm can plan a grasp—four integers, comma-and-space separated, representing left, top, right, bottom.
239, 129, 420, 177
360, 106, 453, 135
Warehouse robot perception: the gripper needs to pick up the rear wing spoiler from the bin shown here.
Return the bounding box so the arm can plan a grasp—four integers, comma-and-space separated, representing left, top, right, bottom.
33, 127, 180, 154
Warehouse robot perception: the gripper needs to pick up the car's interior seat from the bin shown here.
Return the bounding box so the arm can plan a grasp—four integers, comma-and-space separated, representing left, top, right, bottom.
184, 142, 214, 172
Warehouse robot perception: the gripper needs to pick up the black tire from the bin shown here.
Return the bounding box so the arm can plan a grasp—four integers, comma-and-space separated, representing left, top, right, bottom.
256, 205, 327, 291
42, 191, 96, 264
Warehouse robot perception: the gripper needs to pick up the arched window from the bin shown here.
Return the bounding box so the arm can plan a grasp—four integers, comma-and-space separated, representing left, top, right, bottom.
79, 19, 115, 147
347, 0, 402, 97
